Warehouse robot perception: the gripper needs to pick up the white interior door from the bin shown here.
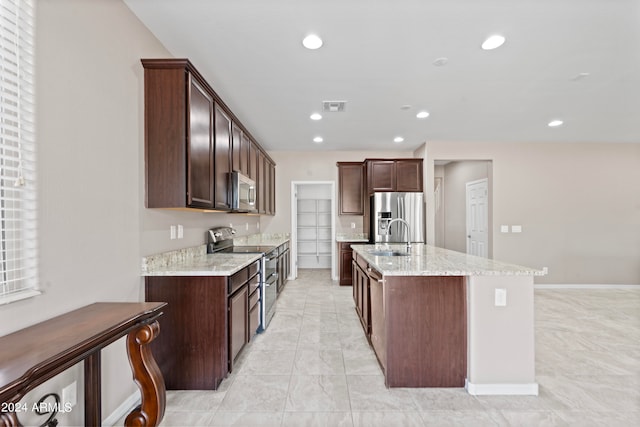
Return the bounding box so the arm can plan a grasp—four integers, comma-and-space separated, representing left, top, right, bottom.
466, 178, 489, 257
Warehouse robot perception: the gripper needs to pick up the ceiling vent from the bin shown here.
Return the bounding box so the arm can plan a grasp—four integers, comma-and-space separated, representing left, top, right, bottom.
322, 100, 347, 112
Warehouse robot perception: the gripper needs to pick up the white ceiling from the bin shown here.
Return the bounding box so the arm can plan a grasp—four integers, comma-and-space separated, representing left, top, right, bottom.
124, 0, 640, 152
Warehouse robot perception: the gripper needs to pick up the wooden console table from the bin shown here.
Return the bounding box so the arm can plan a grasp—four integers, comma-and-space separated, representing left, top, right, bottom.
0, 302, 167, 427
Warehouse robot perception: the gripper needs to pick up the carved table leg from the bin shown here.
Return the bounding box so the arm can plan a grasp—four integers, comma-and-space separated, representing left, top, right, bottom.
0, 411, 19, 427
124, 320, 165, 427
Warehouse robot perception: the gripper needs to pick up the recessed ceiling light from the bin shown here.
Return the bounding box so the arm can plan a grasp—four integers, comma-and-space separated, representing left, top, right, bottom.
548, 120, 564, 127
570, 72, 590, 82
393, 136, 404, 143
302, 34, 323, 50
416, 111, 430, 119
310, 113, 322, 121
313, 136, 323, 143
481, 34, 506, 50
433, 57, 449, 67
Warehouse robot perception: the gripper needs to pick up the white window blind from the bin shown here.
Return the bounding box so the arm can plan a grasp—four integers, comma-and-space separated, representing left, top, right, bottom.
0, 0, 38, 304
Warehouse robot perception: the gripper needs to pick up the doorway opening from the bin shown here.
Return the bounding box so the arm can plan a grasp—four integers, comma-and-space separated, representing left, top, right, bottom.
433, 160, 492, 258
290, 181, 336, 280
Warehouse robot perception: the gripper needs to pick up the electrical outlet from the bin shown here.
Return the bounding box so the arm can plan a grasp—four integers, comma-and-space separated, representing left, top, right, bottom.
257, 222, 260, 230
500, 225, 509, 233
62, 381, 77, 408
542, 266, 548, 274
351, 222, 356, 229
495, 288, 507, 307
170, 225, 176, 240
245, 222, 249, 231
177, 224, 184, 239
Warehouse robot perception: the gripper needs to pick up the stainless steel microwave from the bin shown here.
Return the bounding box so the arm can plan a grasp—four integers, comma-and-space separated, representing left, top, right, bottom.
231, 171, 257, 213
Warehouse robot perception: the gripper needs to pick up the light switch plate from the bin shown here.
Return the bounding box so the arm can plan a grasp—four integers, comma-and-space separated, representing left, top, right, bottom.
500, 225, 509, 233
495, 288, 507, 306
511, 225, 522, 233
170, 225, 176, 240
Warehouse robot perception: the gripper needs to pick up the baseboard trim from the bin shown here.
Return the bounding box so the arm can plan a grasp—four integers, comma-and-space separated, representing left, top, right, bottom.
535, 284, 640, 290
102, 391, 140, 427
465, 379, 539, 396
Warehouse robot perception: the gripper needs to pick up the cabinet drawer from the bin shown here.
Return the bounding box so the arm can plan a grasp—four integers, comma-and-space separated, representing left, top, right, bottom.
249, 287, 260, 309
248, 274, 260, 297
356, 252, 368, 272
249, 303, 260, 340
229, 266, 249, 295
248, 260, 260, 279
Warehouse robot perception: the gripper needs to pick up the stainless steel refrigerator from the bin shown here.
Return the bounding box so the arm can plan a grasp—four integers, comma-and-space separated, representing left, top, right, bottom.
370, 192, 425, 243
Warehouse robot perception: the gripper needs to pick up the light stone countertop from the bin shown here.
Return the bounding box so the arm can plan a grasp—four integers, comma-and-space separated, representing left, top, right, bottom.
336, 233, 369, 243
351, 244, 546, 277
141, 234, 290, 277
142, 252, 263, 277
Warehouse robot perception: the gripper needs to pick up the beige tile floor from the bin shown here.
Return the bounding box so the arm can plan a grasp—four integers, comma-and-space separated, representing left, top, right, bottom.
140, 270, 640, 426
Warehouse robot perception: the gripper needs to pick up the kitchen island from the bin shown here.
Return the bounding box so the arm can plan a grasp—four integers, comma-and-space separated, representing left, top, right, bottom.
350, 243, 544, 395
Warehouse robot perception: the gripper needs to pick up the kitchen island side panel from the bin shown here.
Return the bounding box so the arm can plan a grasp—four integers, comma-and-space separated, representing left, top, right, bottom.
384, 275, 467, 387
466, 275, 537, 392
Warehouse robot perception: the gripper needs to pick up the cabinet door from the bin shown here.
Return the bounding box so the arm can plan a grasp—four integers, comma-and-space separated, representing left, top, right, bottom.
231, 123, 242, 173
214, 104, 232, 210
269, 161, 276, 215
249, 140, 258, 181
257, 150, 266, 214
240, 132, 250, 175
187, 76, 214, 208
369, 272, 386, 371
368, 160, 396, 193
339, 243, 354, 286
338, 162, 364, 215
229, 285, 248, 370
396, 159, 423, 192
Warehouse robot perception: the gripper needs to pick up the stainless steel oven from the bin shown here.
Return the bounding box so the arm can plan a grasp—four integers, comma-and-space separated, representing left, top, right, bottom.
207, 226, 277, 331
262, 247, 278, 328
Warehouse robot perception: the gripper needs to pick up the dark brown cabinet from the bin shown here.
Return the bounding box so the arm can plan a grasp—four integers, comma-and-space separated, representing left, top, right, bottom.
352, 253, 371, 336
368, 266, 386, 371
395, 159, 423, 192
145, 260, 261, 390
214, 104, 232, 210
339, 242, 354, 286
142, 58, 275, 213
367, 160, 396, 193
277, 241, 290, 293
142, 60, 214, 209
366, 159, 423, 194
337, 162, 364, 215
228, 283, 248, 367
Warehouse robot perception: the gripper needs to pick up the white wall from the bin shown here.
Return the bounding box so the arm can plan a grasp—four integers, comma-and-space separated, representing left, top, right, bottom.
424, 141, 640, 285
0, 0, 259, 424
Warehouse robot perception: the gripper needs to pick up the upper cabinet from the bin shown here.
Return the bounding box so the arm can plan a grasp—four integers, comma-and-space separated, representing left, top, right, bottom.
395, 159, 423, 192
367, 158, 423, 194
142, 59, 275, 214
337, 162, 364, 215
214, 104, 232, 210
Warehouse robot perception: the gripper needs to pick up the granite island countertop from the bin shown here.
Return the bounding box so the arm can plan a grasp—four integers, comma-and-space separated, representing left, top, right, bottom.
351, 243, 545, 277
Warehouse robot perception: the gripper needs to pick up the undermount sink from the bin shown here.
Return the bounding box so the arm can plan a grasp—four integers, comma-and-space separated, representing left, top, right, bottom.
368, 250, 410, 257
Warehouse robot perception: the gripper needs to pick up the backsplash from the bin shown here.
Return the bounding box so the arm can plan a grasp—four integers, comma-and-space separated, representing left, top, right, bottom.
141, 245, 207, 274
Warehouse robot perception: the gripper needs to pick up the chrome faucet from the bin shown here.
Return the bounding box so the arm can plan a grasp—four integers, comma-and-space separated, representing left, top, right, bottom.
387, 218, 411, 252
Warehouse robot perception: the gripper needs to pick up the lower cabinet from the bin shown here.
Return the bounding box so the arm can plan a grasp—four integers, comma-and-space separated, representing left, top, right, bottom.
145, 259, 260, 390
277, 241, 290, 293
339, 242, 354, 286
368, 266, 386, 371
228, 284, 248, 369
352, 253, 370, 337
